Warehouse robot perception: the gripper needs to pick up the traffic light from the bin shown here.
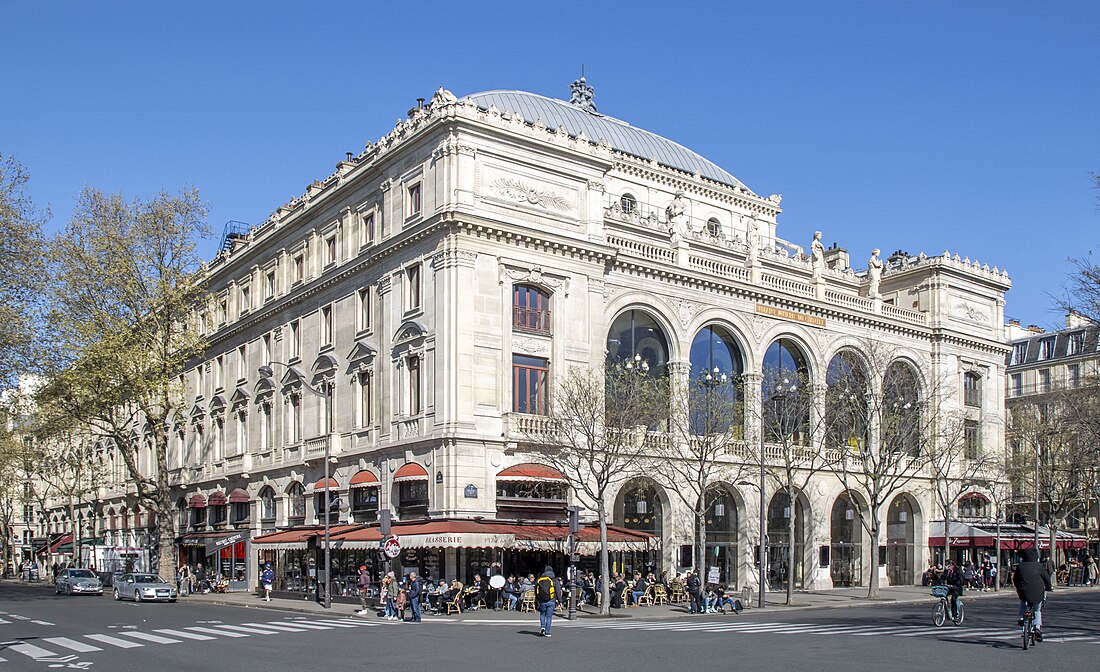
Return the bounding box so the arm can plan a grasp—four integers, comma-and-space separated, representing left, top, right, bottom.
568, 506, 580, 535
380, 509, 391, 536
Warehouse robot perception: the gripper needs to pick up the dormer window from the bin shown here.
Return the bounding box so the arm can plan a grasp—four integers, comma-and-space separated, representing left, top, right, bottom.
1067, 332, 1084, 356
620, 193, 637, 215
1038, 338, 1054, 360
1010, 342, 1028, 366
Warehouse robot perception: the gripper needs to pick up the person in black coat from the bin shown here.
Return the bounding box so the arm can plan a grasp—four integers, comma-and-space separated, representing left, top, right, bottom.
685, 570, 703, 614
1013, 548, 1053, 639
942, 561, 964, 620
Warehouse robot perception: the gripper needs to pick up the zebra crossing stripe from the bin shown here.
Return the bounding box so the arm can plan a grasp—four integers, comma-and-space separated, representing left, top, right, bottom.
84, 634, 144, 649
309, 619, 367, 628
242, 622, 309, 632
185, 626, 250, 638
118, 631, 183, 645
154, 628, 217, 641
276, 621, 335, 630
852, 626, 919, 636
214, 624, 282, 635
43, 636, 103, 652
5, 641, 58, 659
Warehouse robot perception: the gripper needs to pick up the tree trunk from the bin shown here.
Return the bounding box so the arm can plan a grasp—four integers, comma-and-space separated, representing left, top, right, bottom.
598, 500, 611, 616
786, 489, 795, 605
867, 516, 880, 599
695, 495, 706, 590
1049, 525, 1058, 586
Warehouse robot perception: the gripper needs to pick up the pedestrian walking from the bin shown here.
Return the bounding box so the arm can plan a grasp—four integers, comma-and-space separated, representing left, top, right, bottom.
383, 572, 399, 620
260, 563, 275, 602
355, 565, 371, 615
408, 571, 422, 622
535, 565, 562, 637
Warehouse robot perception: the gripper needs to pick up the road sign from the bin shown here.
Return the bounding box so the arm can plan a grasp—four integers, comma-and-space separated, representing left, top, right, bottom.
382, 536, 401, 559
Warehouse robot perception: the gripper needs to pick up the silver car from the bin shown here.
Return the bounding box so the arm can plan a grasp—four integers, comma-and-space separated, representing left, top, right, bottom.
55, 568, 103, 596
113, 573, 178, 603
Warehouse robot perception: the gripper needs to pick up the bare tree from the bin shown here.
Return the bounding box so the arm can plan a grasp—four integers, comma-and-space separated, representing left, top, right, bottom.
521, 359, 669, 615
37, 186, 209, 580
926, 410, 997, 567
650, 369, 748, 586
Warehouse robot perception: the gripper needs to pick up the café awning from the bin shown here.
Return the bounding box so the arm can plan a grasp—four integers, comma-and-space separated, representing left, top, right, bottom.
393, 463, 429, 483
928, 521, 1087, 551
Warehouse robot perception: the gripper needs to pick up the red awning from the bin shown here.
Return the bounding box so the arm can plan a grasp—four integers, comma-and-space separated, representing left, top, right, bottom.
957, 491, 990, 502
228, 488, 250, 503
313, 477, 340, 491
394, 463, 429, 482
497, 463, 565, 481
252, 524, 362, 550
50, 533, 73, 554
349, 470, 380, 487
188, 494, 207, 508
208, 491, 228, 506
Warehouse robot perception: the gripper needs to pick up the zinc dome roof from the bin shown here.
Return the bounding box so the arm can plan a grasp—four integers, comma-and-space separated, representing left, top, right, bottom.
462, 90, 748, 192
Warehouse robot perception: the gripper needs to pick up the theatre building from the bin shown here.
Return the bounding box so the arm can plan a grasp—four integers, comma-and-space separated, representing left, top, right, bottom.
59, 80, 1013, 593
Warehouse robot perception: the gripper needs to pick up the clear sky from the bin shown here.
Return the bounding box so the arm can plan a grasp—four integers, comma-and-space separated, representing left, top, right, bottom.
3, 1, 1096, 327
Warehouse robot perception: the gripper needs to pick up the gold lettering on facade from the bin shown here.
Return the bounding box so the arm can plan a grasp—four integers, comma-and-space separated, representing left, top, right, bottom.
755, 303, 826, 328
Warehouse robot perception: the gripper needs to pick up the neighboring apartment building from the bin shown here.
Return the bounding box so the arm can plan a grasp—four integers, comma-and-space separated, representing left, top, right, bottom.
1005, 313, 1100, 560
41, 81, 1010, 593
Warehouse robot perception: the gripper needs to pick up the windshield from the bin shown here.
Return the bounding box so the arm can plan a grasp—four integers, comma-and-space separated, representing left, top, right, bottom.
134, 575, 162, 583
68, 570, 95, 579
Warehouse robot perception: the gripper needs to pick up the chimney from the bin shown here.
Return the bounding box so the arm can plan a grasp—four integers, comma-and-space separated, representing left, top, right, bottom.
1027, 324, 1044, 334
823, 245, 850, 271
1008, 319, 1020, 327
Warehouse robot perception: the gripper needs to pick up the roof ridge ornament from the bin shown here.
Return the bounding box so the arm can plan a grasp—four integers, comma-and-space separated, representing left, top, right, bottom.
569, 75, 597, 113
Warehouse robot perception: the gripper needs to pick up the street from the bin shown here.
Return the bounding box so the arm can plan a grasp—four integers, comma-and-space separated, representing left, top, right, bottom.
1, 582, 1098, 671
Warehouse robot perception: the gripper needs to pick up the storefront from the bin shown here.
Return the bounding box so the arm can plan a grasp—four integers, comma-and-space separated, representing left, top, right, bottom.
929, 521, 1087, 581
177, 530, 253, 591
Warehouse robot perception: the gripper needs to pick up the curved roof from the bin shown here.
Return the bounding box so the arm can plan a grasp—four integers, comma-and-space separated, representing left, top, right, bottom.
462, 90, 747, 191
394, 462, 429, 482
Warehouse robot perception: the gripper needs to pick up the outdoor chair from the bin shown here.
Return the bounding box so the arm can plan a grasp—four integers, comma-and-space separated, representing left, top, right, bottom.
653, 584, 669, 605
520, 589, 536, 612
446, 593, 463, 615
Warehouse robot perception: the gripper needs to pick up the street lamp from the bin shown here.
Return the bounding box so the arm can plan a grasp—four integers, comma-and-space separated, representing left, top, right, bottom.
258, 362, 334, 609
1034, 442, 1041, 554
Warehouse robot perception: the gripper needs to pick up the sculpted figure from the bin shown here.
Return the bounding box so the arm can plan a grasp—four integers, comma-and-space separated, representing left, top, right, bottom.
431, 86, 457, 106
867, 248, 883, 297
745, 216, 759, 265
810, 230, 825, 276
666, 190, 689, 242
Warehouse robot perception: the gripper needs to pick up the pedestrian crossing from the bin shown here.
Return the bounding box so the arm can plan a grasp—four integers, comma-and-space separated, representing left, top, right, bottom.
555, 618, 1100, 644
0, 617, 381, 664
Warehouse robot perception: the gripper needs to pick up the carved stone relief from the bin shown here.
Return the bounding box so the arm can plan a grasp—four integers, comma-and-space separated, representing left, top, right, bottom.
672, 297, 699, 330
490, 178, 572, 212
952, 301, 989, 324
512, 336, 551, 357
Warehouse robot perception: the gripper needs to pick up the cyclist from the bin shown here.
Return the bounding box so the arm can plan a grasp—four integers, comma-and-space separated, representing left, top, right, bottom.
1012, 548, 1053, 642
943, 560, 964, 621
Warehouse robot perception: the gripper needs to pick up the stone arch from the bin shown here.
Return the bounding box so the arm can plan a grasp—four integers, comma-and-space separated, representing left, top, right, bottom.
886, 492, 923, 586
825, 349, 871, 453
829, 490, 868, 587
766, 487, 813, 590
614, 476, 672, 543
705, 481, 746, 587
688, 323, 747, 438
605, 306, 676, 375
883, 359, 924, 457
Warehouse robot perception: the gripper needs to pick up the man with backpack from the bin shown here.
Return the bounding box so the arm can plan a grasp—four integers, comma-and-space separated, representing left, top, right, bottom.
535, 565, 562, 637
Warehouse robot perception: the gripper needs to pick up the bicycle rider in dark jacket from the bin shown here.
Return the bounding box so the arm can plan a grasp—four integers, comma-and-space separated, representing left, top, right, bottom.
943, 561, 964, 619
1013, 548, 1053, 640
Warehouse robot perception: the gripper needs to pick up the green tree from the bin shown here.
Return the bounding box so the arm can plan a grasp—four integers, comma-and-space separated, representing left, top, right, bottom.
0, 154, 48, 388
38, 186, 209, 581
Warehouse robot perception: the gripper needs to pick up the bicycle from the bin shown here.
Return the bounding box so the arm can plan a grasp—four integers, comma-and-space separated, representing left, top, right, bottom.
1021, 601, 1039, 650
931, 585, 964, 626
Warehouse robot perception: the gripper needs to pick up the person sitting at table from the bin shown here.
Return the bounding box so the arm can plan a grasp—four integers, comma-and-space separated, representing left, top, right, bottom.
443, 578, 463, 609
630, 571, 649, 606
425, 580, 443, 612
463, 574, 485, 610
610, 573, 626, 608
519, 573, 535, 595
502, 575, 522, 610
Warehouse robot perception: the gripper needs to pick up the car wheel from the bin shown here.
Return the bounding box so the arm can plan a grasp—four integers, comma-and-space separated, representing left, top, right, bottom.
135, 592, 142, 603
113, 589, 121, 601
55, 584, 61, 594
169, 599, 177, 603
66, 585, 73, 595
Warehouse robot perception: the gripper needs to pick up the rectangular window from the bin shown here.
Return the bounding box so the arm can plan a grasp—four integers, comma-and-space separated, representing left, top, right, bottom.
214, 416, 225, 460
260, 402, 272, 452
290, 320, 301, 359
361, 212, 375, 246
288, 394, 302, 443
406, 265, 421, 311
196, 365, 205, 397
357, 287, 372, 331
1068, 363, 1080, 388
294, 254, 304, 283
236, 413, 247, 456
1038, 338, 1054, 360
219, 299, 228, 325
352, 487, 379, 516
215, 355, 224, 390
1011, 342, 1028, 366
513, 355, 549, 415
321, 305, 333, 346
266, 270, 276, 299
357, 372, 372, 428
237, 344, 247, 382
240, 285, 250, 313
262, 333, 272, 368
325, 235, 337, 265
407, 184, 422, 217
964, 420, 980, 460
1039, 368, 1051, 392
408, 355, 421, 415
1068, 332, 1084, 356
1010, 373, 1022, 397
963, 373, 981, 408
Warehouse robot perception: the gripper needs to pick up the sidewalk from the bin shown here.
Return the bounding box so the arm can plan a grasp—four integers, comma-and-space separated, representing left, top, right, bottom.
180, 583, 1081, 623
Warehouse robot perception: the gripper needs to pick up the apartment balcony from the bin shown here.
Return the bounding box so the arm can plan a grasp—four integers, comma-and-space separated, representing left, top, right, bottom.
303, 433, 343, 463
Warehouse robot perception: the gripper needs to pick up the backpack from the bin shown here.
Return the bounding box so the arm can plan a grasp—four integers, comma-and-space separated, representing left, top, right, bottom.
536, 575, 556, 602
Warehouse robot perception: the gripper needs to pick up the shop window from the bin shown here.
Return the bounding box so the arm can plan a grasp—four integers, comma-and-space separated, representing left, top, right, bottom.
512, 355, 549, 415
287, 483, 306, 520
398, 480, 428, 519
512, 285, 551, 334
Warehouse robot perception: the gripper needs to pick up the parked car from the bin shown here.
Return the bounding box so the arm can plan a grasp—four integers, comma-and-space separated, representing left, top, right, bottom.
55, 568, 104, 596
113, 573, 178, 603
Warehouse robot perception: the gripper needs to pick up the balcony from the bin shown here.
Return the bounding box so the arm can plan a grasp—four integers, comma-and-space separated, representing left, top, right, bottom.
398, 418, 421, 439
503, 413, 556, 441
304, 434, 342, 462
512, 306, 552, 335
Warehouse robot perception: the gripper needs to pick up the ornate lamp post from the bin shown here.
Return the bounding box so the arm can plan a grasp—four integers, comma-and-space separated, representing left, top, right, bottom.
258, 362, 334, 608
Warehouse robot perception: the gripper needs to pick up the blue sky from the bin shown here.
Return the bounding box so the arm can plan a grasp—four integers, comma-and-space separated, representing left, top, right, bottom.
3, 2, 1097, 327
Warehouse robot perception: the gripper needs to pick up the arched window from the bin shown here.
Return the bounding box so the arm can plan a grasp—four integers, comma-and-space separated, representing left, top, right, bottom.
259, 487, 276, 521
513, 285, 551, 334
689, 326, 745, 436
287, 482, 306, 520
762, 339, 811, 445
963, 372, 982, 407
767, 491, 806, 590
826, 351, 869, 452
620, 193, 637, 215
705, 486, 739, 587
606, 310, 670, 375
706, 217, 722, 238
617, 480, 662, 535
830, 493, 862, 587
883, 362, 922, 456
958, 494, 988, 519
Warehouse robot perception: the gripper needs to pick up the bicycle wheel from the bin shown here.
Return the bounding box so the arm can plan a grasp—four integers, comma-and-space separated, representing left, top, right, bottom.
1022, 616, 1031, 650
953, 602, 964, 625
932, 600, 946, 627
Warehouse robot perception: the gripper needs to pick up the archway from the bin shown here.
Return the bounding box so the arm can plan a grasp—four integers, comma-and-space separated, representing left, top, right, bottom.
689, 326, 745, 437
762, 339, 811, 446
826, 351, 870, 453
887, 494, 917, 585
705, 485, 740, 588
830, 493, 863, 587
606, 309, 670, 375
614, 478, 666, 576
767, 490, 807, 590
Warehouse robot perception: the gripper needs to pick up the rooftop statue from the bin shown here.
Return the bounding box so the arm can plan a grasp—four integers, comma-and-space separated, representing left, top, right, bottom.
431, 86, 457, 106
569, 76, 597, 113
666, 190, 689, 242
867, 248, 883, 298
810, 231, 825, 278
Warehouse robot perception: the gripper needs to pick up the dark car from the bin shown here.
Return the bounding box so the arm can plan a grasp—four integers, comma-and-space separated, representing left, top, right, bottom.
55, 568, 104, 596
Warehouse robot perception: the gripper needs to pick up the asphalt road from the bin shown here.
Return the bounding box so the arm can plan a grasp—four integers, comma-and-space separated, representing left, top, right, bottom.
2, 581, 1098, 671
